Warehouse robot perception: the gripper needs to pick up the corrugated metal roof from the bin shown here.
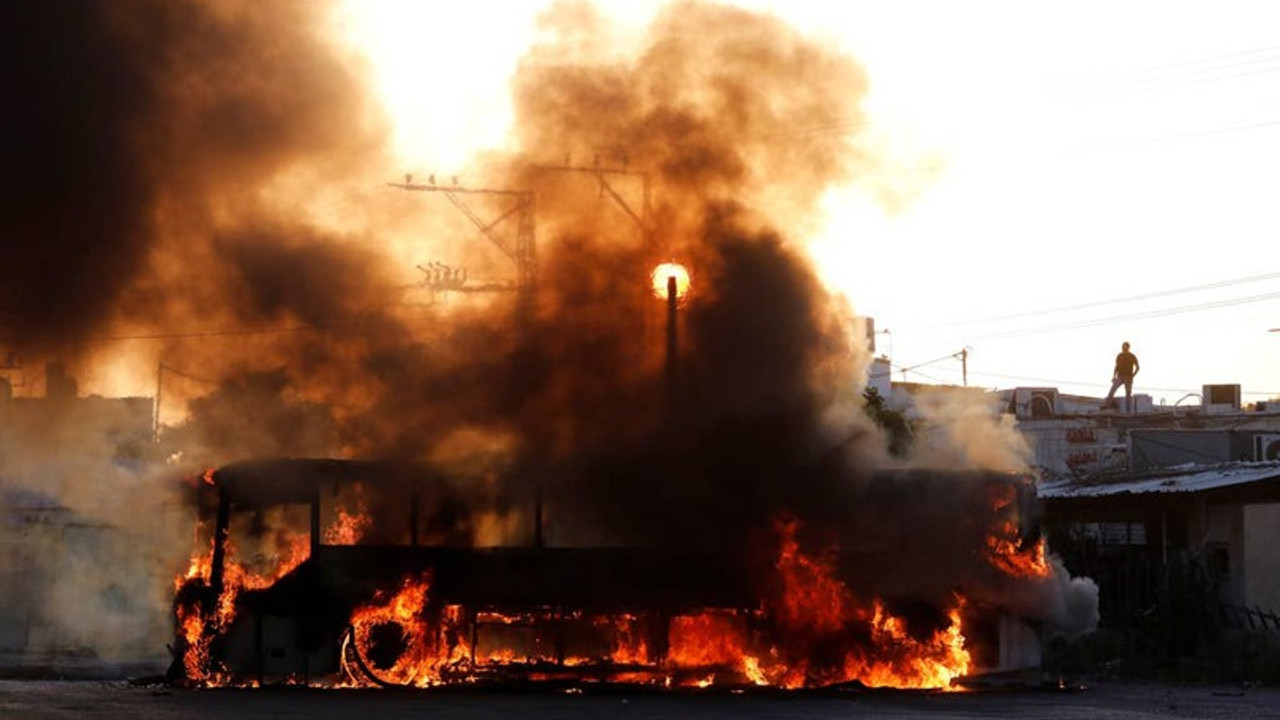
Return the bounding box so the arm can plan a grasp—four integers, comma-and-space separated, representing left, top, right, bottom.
1038, 461, 1280, 499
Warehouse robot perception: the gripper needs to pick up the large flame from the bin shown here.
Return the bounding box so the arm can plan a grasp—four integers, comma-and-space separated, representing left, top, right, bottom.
985, 484, 1052, 579
173, 529, 311, 685
324, 498, 372, 545
174, 472, 371, 686
327, 515, 971, 691
176, 465, 978, 691
764, 515, 971, 690
346, 575, 472, 686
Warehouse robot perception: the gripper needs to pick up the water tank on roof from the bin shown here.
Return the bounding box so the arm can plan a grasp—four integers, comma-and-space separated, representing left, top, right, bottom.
1202, 384, 1241, 413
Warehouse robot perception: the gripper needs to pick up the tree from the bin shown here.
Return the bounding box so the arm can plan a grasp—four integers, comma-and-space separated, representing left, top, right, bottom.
862, 386, 913, 457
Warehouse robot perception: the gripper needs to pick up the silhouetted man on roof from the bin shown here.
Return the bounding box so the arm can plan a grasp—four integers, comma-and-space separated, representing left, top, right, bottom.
1103, 341, 1140, 412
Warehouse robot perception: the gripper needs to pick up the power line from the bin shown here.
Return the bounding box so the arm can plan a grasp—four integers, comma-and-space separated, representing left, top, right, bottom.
762, 117, 867, 139
875, 353, 969, 387
993, 47, 1280, 150
907, 368, 950, 384
898, 350, 967, 373
891, 366, 951, 385
923, 271, 1280, 331
1099, 56, 1280, 96
849, 163, 945, 179
1134, 118, 1280, 145
159, 363, 217, 386
83, 326, 315, 342
0, 312, 458, 346
1090, 44, 1280, 80
766, 75, 1280, 159
966, 370, 1170, 394
878, 365, 1280, 400
1079, 44, 1280, 91
953, 290, 1280, 343
966, 370, 1279, 399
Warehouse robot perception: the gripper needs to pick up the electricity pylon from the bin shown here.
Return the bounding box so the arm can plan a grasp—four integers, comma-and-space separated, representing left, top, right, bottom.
389, 175, 536, 321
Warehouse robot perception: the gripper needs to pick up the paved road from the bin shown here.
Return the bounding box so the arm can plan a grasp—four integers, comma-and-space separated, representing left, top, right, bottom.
1, 679, 1278, 720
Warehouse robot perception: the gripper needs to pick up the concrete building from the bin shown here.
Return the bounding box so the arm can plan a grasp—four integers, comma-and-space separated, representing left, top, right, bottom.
1001, 383, 1280, 477
864, 355, 1280, 626
0, 362, 165, 669
995, 382, 1280, 624
1040, 462, 1280, 624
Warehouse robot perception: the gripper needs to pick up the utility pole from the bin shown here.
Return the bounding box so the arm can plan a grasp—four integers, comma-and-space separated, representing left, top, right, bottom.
666, 275, 679, 393
153, 363, 215, 444
0, 351, 18, 403
897, 348, 971, 386
154, 362, 163, 443
391, 163, 650, 552
531, 161, 651, 245
390, 174, 544, 547
389, 176, 537, 322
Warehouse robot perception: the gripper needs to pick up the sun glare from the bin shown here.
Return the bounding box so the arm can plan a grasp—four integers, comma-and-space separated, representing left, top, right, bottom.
333, 0, 536, 170
651, 263, 691, 300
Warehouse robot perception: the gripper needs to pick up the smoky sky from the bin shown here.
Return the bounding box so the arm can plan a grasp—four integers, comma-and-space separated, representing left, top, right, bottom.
0, 0, 876, 458
1, 2, 157, 347
1, 0, 880, 536
0, 0, 390, 353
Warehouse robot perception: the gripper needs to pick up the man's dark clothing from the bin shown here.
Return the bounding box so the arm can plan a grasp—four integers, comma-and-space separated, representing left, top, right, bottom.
1114, 351, 1139, 379
1105, 349, 1140, 411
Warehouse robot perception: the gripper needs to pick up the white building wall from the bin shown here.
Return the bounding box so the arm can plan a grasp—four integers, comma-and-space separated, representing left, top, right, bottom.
1243, 503, 1280, 611
1016, 420, 1127, 476
1188, 503, 1246, 605
867, 357, 891, 399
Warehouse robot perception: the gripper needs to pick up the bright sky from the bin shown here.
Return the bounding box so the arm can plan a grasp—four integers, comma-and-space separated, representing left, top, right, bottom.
336, 0, 1280, 405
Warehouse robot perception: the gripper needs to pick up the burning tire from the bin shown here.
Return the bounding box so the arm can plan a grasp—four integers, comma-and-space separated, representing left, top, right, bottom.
343, 624, 414, 688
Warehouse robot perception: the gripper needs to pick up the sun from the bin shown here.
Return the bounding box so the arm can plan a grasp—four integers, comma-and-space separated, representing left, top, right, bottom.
651, 263, 691, 300
331, 0, 539, 170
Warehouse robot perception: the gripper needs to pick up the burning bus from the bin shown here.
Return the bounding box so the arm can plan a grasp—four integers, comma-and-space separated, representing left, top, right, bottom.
171, 457, 1052, 690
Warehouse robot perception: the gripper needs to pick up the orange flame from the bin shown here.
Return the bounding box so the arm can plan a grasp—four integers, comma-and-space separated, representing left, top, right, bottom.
595, 613, 650, 666
843, 600, 970, 690
179, 514, 978, 691
762, 514, 971, 690
173, 536, 229, 685
324, 505, 372, 545
985, 484, 1051, 579
347, 575, 472, 687
173, 527, 312, 686
667, 610, 766, 686
668, 611, 750, 669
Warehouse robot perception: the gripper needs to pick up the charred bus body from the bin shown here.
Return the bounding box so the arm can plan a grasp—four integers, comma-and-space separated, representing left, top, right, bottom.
171, 458, 1046, 689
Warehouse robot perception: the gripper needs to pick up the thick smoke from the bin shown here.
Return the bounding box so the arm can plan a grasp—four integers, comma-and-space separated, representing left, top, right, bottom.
1, 1, 385, 351
0, 0, 1094, 667
502, 1, 880, 550
0, 0, 402, 666
907, 388, 1033, 472
1, 3, 156, 349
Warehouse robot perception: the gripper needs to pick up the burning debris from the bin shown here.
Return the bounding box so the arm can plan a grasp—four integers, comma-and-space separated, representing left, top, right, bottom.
2, 0, 1097, 685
